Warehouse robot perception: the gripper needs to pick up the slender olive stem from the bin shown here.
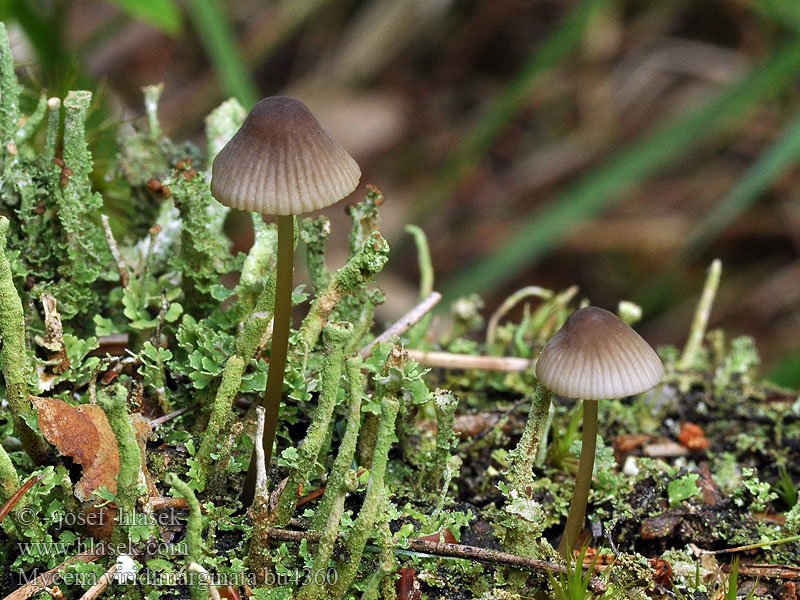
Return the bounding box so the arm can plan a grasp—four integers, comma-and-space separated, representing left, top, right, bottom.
558, 398, 598, 558
242, 214, 294, 506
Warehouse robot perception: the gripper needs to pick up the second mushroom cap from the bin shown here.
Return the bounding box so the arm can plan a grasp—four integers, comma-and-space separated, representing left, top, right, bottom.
535, 306, 664, 400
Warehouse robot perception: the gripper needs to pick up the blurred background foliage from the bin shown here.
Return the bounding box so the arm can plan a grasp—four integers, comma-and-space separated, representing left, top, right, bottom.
3, 0, 800, 386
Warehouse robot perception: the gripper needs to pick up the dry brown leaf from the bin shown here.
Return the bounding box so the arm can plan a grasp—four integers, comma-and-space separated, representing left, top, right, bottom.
31, 396, 119, 501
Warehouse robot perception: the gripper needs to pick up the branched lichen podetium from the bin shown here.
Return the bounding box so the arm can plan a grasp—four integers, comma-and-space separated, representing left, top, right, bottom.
0, 216, 47, 462
98, 383, 143, 545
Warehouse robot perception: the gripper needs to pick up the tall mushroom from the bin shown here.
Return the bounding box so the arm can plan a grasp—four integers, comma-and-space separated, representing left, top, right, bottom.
534, 306, 663, 557
210, 97, 360, 504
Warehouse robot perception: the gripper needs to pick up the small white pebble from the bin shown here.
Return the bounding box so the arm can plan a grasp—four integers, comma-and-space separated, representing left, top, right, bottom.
114, 554, 137, 584
623, 455, 639, 477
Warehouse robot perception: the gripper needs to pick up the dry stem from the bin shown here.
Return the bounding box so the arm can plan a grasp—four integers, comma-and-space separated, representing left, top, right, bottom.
360, 291, 441, 357
405, 349, 532, 372
263, 527, 606, 594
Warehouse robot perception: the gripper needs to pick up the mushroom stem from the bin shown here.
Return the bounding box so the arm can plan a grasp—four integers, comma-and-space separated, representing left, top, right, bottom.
558, 398, 598, 558
242, 214, 294, 505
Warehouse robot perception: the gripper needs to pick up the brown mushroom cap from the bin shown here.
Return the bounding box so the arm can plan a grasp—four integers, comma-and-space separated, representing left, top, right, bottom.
210, 97, 361, 215
535, 306, 664, 399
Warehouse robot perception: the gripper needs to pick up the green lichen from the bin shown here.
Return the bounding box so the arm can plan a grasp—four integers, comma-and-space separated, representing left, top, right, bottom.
205, 97, 246, 165
54, 91, 113, 318
327, 394, 399, 598
165, 472, 205, 600
271, 321, 354, 526
427, 388, 459, 486
507, 384, 552, 496
168, 162, 234, 316
295, 231, 389, 356
234, 216, 277, 313
97, 383, 142, 545
310, 354, 364, 531
0, 441, 19, 501
0, 216, 47, 462
300, 216, 332, 296
194, 355, 246, 492
0, 23, 20, 144
297, 469, 357, 600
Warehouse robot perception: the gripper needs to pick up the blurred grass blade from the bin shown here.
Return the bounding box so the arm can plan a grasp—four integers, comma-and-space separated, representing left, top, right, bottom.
109, 0, 182, 35
767, 348, 800, 388
441, 36, 800, 301
682, 110, 800, 262
636, 109, 800, 311
409, 0, 611, 222
754, 0, 800, 33
185, 0, 258, 107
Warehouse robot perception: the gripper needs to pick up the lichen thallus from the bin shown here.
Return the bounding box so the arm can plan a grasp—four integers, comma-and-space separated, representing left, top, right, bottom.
210, 96, 361, 505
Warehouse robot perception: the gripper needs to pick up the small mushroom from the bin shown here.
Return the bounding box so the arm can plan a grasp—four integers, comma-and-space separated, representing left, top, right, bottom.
210, 97, 360, 505
535, 306, 663, 556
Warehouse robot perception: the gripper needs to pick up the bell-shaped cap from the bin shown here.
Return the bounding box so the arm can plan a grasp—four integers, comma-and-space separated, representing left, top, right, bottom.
535, 306, 664, 399
211, 97, 361, 215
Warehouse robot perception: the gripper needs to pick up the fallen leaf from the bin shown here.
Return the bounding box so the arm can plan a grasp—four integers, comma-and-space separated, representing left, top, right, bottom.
416, 529, 457, 544
677, 422, 709, 451
396, 567, 421, 600
31, 396, 119, 501
649, 558, 673, 588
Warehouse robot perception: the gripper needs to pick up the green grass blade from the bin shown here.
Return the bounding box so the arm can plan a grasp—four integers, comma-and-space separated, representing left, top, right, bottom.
440, 36, 800, 302
635, 109, 800, 311
682, 110, 800, 261
108, 0, 181, 35
184, 0, 258, 107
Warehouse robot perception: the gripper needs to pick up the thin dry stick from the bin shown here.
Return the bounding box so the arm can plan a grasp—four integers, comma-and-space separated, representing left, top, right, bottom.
148, 405, 195, 426
77, 563, 117, 600
0, 474, 42, 523
360, 291, 441, 357
253, 406, 268, 499
700, 533, 800, 555
678, 258, 721, 370
405, 349, 532, 372
101, 214, 130, 288
263, 527, 606, 594
2, 549, 105, 600
93, 334, 129, 356
734, 563, 800, 580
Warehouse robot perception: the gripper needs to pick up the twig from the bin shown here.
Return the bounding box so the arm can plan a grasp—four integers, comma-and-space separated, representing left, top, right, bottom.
150, 496, 189, 511
101, 214, 130, 288
263, 527, 607, 594
253, 406, 267, 499
405, 349, 532, 372
2, 549, 105, 600
678, 259, 721, 370
77, 562, 117, 600
360, 291, 441, 357
701, 534, 800, 555
0, 474, 42, 523
148, 405, 195, 426
734, 563, 800, 580
92, 334, 129, 357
